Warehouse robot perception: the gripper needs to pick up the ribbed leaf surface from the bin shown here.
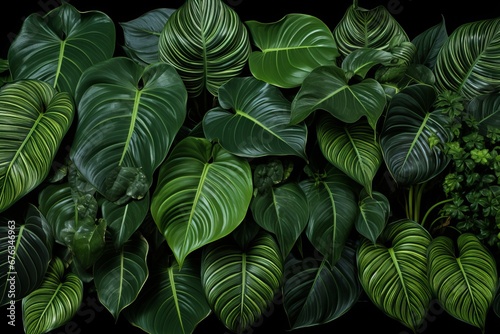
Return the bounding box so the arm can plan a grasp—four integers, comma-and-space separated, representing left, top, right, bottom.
355, 190, 390, 243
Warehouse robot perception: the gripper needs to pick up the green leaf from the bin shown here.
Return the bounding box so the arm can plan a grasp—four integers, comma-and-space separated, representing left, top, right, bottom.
121, 8, 175, 65
411, 18, 448, 70
72, 217, 106, 269
299, 166, 359, 266
466, 92, 500, 136
124, 256, 211, 334
22, 257, 83, 334
94, 235, 149, 319
246, 13, 338, 88
355, 189, 390, 243
341, 48, 394, 79
203, 76, 308, 160
428, 233, 498, 331
0, 205, 52, 305
317, 114, 383, 195
357, 219, 433, 332
158, 0, 251, 97
283, 244, 361, 329
201, 232, 283, 333
151, 136, 253, 267
0, 80, 74, 213
8, 2, 115, 97
290, 65, 386, 129
250, 182, 309, 259
380, 84, 452, 186
70, 57, 187, 204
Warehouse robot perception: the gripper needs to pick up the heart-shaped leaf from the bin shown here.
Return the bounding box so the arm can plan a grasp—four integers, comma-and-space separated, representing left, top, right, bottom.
355, 189, 390, 243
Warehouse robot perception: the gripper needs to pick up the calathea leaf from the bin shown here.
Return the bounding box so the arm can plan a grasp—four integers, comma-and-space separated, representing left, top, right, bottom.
355, 189, 390, 243
203, 76, 308, 160
72, 217, 106, 270
151, 136, 253, 268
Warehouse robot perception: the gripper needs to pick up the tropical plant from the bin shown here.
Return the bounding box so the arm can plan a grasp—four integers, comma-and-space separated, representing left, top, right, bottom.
1, 1, 499, 334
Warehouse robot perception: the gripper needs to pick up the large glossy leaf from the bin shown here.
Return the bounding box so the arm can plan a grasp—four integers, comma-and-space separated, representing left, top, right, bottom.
290, 65, 386, 129
121, 8, 175, 65
8, 2, 115, 97
22, 257, 83, 334
101, 192, 150, 249
246, 13, 338, 88
316, 114, 383, 196
124, 256, 211, 334
201, 232, 283, 333
332, 2, 409, 58
355, 189, 390, 243
203, 76, 308, 160
250, 182, 309, 259
411, 19, 448, 70
299, 166, 359, 266
70, 57, 187, 205
0, 80, 74, 213
158, 0, 251, 97
94, 235, 149, 319
466, 92, 500, 136
380, 84, 452, 186
72, 217, 106, 269
0, 205, 52, 306
283, 244, 361, 330
428, 233, 498, 331
434, 18, 500, 101
357, 219, 433, 332
151, 136, 253, 267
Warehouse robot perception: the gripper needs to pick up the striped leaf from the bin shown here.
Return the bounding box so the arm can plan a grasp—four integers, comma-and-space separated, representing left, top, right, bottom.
0, 80, 74, 213
158, 0, 251, 97
317, 114, 382, 196
22, 257, 83, 334
246, 13, 339, 88
428, 233, 498, 331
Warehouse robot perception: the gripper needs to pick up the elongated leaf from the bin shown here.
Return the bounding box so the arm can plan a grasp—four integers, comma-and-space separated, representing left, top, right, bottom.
466, 92, 500, 136
283, 244, 361, 329
355, 189, 390, 243
151, 136, 253, 267
250, 182, 309, 259
201, 232, 283, 333
0, 80, 74, 213
299, 166, 359, 266
290, 65, 386, 129
124, 256, 211, 334
317, 114, 383, 195
158, 0, 251, 97
434, 18, 500, 101
203, 76, 308, 160
0, 205, 52, 305
246, 13, 338, 88
94, 235, 149, 319
380, 84, 452, 186
72, 217, 106, 269
428, 233, 498, 331
411, 19, 448, 70
22, 257, 83, 334
121, 8, 175, 65
357, 219, 433, 332
8, 2, 115, 97
70, 57, 187, 204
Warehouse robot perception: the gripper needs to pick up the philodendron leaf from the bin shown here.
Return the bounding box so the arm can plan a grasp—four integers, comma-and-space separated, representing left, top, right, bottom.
0, 205, 52, 306
201, 232, 284, 333
0, 79, 74, 213
355, 189, 390, 243
121, 8, 175, 65
124, 256, 211, 334
357, 219, 433, 332
70, 57, 187, 205
203, 76, 308, 160
466, 92, 500, 136
72, 217, 106, 269
250, 182, 309, 259
428, 233, 498, 331
246, 13, 338, 88
158, 0, 251, 97
316, 114, 383, 196
94, 235, 149, 319
151, 136, 253, 268
299, 166, 359, 267
411, 18, 448, 70
380, 84, 452, 186
290, 65, 386, 129
8, 2, 115, 98
22, 257, 83, 334
283, 244, 362, 329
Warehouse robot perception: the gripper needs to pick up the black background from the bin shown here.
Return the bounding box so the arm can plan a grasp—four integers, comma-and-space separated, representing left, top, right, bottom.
2, 0, 500, 333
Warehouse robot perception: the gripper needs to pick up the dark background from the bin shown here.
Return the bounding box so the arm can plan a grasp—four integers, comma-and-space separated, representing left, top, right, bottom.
2, 1, 500, 334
